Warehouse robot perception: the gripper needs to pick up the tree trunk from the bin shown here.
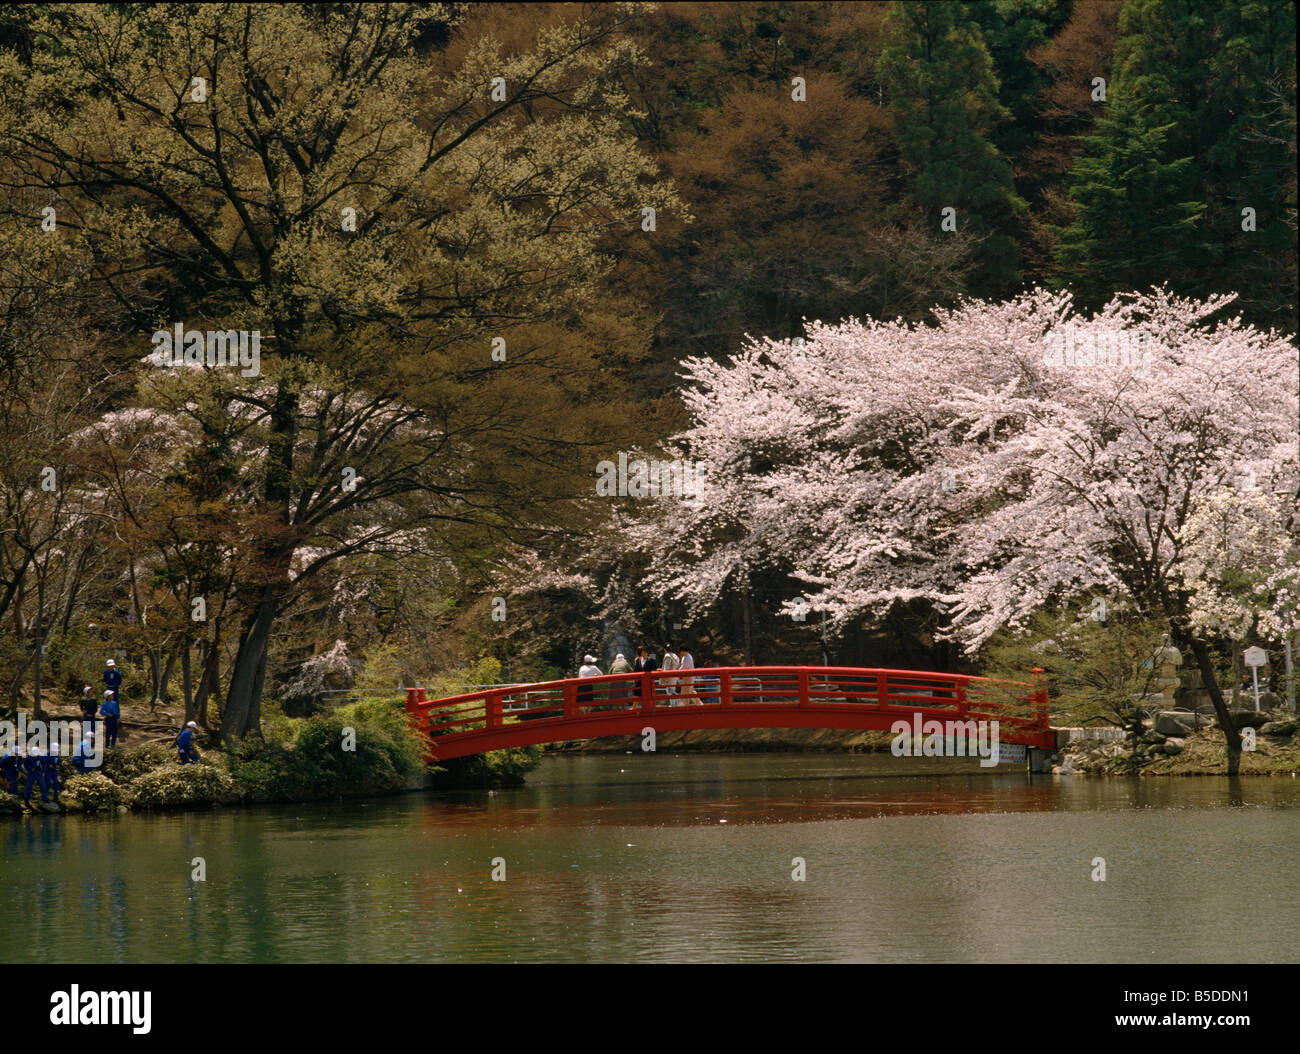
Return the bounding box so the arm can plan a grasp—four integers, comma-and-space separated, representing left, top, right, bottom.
195, 622, 222, 728
158, 644, 179, 706
1230, 641, 1242, 707
220, 592, 276, 743
218, 377, 299, 743
147, 647, 161, 706
740, 581, 754, 667
181, 639, 194, 724
1171, 624, 1242, 776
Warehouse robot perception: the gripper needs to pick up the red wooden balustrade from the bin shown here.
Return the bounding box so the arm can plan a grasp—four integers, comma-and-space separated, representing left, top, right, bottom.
404, 666, 1055, 761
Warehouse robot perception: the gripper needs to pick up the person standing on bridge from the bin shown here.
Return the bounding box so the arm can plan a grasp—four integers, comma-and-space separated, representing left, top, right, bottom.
678, 645, 700, 705
633, 647, 658, 674
660, 644, 681, 705
577, 655, 602, 711
609, 652, 634, 701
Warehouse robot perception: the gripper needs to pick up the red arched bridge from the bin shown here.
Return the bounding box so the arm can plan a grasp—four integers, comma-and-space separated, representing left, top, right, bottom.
404, 666, 1054, 761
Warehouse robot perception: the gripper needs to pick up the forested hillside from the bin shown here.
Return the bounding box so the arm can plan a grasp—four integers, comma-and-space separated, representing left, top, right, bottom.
0, 2, 1294, 738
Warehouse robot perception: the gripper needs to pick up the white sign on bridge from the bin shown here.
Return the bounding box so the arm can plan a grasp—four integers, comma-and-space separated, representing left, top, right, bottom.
998, 743, 1026, 765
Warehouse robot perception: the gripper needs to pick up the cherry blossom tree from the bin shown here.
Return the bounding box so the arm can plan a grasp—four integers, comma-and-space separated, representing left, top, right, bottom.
623, 287, 1298, 774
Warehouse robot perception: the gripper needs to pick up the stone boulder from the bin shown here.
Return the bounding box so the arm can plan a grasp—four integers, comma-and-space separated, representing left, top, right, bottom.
1155, 711, 1197, 736
1259, 720, 1297, 737
1163, 738, 1185, 755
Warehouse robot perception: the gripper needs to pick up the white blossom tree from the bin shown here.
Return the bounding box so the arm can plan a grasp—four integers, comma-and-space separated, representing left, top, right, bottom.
622, 288, 1298, 773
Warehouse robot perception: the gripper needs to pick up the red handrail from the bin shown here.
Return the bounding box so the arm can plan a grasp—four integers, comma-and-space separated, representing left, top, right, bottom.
405, 665, 1055, 760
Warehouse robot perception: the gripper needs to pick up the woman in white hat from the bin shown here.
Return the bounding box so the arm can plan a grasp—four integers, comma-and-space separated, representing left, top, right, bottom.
577, 655, 602, 712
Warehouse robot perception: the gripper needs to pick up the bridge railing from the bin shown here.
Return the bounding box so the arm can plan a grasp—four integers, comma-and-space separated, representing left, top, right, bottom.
405, 665, 1049, 746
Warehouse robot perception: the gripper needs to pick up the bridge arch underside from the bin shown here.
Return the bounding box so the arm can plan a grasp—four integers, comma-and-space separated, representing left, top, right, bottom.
422, 706, 1053, 762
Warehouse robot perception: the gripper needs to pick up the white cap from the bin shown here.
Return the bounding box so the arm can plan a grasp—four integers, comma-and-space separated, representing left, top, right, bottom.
106, 659, 116, 666
615, 653, 625, 661
583, 655, 597, 664
186, 721, 198, 729
84, 685, 92, 692
105, 689, 113, 697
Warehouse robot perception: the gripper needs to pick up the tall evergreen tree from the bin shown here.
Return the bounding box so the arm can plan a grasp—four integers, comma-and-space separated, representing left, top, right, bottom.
880, 0, 1025, 295
1053, 84, 1206, 303
1055, 0, 1296, 327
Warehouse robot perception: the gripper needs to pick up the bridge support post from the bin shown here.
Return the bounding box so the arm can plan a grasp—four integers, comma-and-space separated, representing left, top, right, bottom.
1028, 747, 1054, 774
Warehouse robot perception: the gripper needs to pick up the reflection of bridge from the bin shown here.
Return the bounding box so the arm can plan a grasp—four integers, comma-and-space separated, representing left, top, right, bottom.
405, 666, 1055, 761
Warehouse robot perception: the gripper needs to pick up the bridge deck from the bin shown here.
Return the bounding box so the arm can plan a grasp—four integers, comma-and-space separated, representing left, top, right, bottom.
405, 665, 1055, 760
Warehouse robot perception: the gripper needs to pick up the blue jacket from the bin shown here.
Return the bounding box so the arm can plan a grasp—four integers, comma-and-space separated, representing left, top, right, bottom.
101, 697, 120, 719
104, 667, 122, 693
177, 728, 195, 754
73, 741, 97, 770
0, 752, 20, 781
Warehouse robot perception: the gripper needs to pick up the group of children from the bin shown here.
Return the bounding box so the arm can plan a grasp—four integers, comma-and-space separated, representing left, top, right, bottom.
2, 732, 106, 807
3, 658, 203, 809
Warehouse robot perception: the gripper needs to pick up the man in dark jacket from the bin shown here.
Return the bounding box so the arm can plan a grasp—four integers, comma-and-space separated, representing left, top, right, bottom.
633, 647, 658, 673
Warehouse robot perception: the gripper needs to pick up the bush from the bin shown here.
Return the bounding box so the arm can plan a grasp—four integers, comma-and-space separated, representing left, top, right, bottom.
60, 772, 129, 813
100, 742, 175, 785
128, 763, 237, 810
0, 790, 22, 815
225, 703, 427, 801
223, 737, 297, 801
430, 745, 542, 788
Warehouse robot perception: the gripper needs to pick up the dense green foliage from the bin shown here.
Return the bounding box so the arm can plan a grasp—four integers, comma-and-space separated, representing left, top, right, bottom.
60, 772, 130, 813
429, 746, 545, 789
224, 702, 429, 802
128, 765, 238, 811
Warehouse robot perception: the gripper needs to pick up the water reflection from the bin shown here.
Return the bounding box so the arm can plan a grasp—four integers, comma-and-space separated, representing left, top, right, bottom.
3, 754, 1298, 964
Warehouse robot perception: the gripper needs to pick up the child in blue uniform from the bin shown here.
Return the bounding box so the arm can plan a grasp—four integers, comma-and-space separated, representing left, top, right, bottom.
177, 721, 200, 764
43, 741, 62, 799
0, 745, 21, 794
22, 747, 47, 806
101, 691, 121, 748
73, 731, 98, 772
